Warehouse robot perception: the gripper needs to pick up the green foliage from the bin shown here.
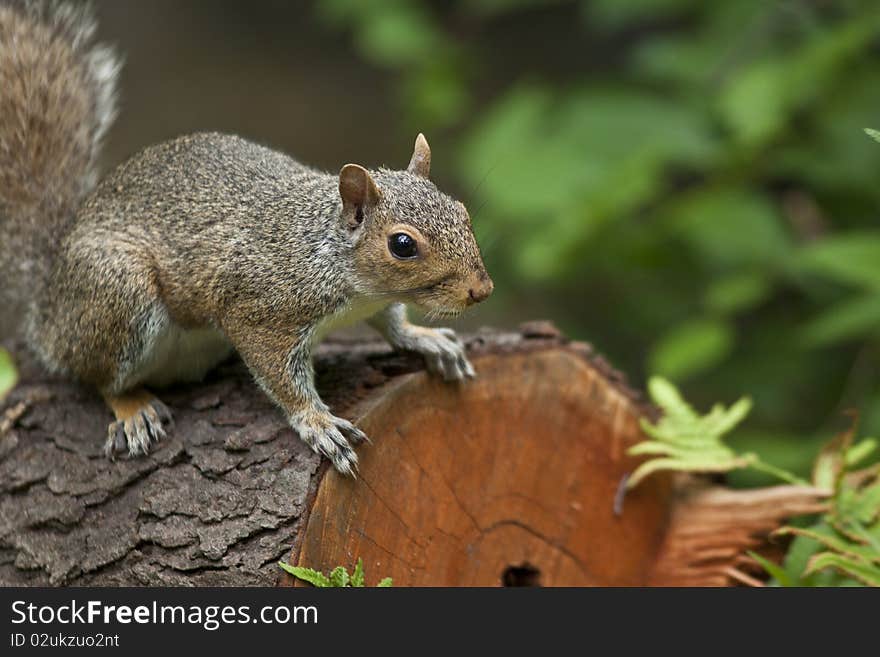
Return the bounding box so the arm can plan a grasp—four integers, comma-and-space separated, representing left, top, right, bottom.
800, 294, 880, 346
760, 433, 880, 587
804, 552, 880, 586
323, 0, 880, 585
795, 233, 880, 344
328, 565, 350, 587
278, 559, 392, 588
649, 318, 734, 382
797, 234, 880, 290
746, 550, 793, 587
704, 273, 771, 316
279, 564, 332, 587
317, 0, 880, 480
716, 11, 880, 148
0, 348, 15, 400
628, 377, 805, 489
351, 558, 365, 587
316, 0, 468, 128
633, 380, 879, 586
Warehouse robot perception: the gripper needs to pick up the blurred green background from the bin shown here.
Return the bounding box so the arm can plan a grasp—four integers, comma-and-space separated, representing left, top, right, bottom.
4, 0, 880, 482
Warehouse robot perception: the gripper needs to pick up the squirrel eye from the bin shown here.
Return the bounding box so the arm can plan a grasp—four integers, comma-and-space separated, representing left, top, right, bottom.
388, 232, 419, 259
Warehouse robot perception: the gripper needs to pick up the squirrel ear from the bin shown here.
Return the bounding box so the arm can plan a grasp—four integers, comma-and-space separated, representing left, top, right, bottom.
339, 164, 380, 229
407, 133, 431, 179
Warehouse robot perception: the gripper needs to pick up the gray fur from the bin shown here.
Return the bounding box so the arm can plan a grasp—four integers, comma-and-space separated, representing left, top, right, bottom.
1, 3, 492, 475
0, 0, 119, 336
369, 303, 476, 381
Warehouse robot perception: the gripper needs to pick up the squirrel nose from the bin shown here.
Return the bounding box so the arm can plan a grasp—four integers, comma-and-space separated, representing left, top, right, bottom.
468, 278, 494, 304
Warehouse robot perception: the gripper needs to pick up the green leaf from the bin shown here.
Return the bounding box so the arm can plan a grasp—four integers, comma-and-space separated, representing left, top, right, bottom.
811, 422, 856, 492
834, 479, 880, 536
643, 376, 697, 422
328, 565, 350, 587
718, 12, 880, 147
747, 551, 793, 587
459, 85, 717, 280
377, 577, 393, 587
633, 21, 737, 88
797, 234, 880, 290
402, 57, 468, 127
279, 559, 393, 587
0, 348, 16, 400
630, 378, 806, 489
801, 294, 880, 346
671, 188, 790, 268
866, 128, 880, 143
783, 529, 826, 586
726, 429, 820, 489
649, 318, 734, 381
278, 562, 333, 587
805, 552, 880, 587
775, 72, 880, 195
718, 60, 790, 147
627, 377, 753, 488
774, 526, 880, 564
321, 1, 444, 67
351, 558, 365, 587
845, 439, 877, 468
776, 433, 880, 587
627, 454, 753, 489
704, 273, 771, 316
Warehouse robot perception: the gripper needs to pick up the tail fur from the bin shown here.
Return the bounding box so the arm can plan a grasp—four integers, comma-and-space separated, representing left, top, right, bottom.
0, 0, 119, 337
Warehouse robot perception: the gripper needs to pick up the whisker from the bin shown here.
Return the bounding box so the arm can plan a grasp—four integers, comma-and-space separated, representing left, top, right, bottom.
478, 230, 501, 257
467, 161, 499, 209
471, 198, 490, 221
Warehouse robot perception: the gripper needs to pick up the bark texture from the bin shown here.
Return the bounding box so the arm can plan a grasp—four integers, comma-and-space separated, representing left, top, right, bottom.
0, 323, 821, 586
2, 325, 650, 585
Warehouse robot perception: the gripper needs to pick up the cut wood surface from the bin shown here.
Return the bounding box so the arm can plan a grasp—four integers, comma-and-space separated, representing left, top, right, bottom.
0, 323, 819, 586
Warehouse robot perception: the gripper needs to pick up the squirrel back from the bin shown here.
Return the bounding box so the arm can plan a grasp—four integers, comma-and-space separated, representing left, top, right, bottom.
0, 0, 119, 337
0, 2, 492, 473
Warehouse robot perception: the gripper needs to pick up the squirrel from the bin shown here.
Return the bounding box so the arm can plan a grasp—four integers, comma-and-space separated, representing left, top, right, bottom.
0, 1, 493, 475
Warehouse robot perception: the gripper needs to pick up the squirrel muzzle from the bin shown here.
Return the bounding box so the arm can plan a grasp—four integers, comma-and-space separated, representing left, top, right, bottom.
466, 271, 494, 305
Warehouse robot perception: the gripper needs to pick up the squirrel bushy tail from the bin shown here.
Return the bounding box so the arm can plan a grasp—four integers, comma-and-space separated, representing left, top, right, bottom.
0, 0, 118, 337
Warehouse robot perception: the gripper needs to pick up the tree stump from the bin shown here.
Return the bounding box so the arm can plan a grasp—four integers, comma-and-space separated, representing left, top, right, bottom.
0, 324, 825, 586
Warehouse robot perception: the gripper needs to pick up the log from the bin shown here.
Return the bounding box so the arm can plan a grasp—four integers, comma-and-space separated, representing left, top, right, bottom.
0, 324, 823, 586
647, 479, 827, 586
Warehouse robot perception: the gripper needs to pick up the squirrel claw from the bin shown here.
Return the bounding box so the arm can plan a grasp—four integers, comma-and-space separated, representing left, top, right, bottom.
336, 417, 370, 445
291, 412, 363, 477
415, 327, 476, 382
103, 393, 172, 459
150, 398, 174, 427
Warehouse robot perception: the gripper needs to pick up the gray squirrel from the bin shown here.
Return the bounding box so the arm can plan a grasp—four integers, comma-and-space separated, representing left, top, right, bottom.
0, 1, 493, 475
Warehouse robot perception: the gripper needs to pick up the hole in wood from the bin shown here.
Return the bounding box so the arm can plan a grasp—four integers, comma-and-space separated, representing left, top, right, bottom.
502, 563, 542, 587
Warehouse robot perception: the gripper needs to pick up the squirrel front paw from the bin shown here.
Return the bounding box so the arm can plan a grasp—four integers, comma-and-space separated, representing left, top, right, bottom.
406, 327, 476, 382
103, 392, 173, 458
290, 410, 367, 476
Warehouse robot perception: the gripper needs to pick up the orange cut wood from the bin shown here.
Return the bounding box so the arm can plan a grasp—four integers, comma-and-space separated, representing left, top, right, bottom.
292, 348, 674, 586
3, 324, 824, 586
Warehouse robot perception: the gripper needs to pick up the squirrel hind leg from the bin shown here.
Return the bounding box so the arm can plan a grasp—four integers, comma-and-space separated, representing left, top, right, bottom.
102, 388, 172, 459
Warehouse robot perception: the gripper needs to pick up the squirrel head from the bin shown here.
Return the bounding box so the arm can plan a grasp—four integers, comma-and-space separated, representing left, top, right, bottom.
339, 134, 493, 315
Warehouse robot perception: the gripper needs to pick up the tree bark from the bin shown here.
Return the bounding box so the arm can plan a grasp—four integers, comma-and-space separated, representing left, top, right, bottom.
0, 323, 823, 586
